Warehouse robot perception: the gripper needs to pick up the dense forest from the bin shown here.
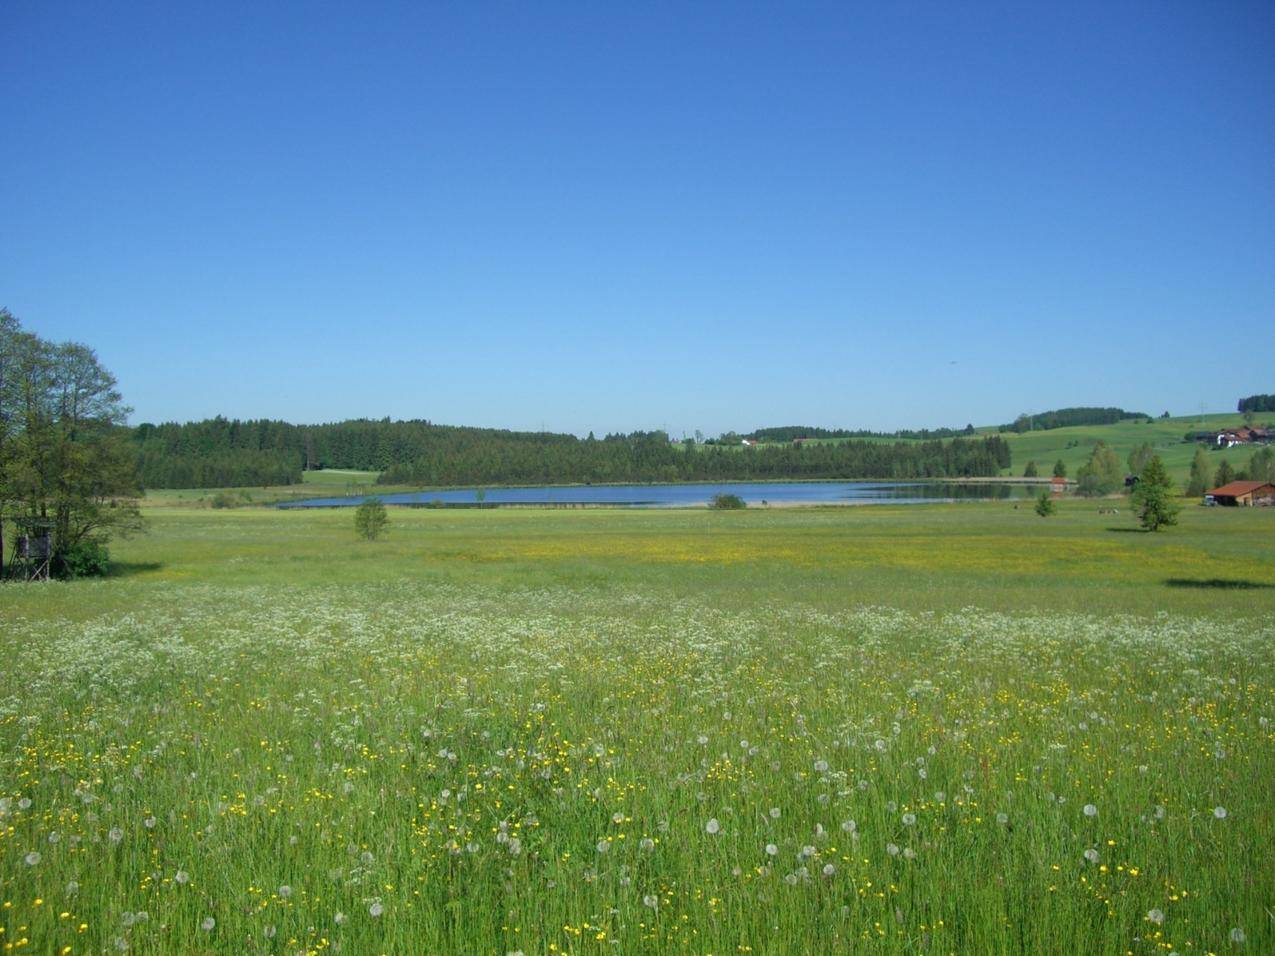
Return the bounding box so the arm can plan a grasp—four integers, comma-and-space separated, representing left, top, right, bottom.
1001, 407, 1149, 433
744, 424, 977, 442
1238, 394, 1275, 413
129, 417, 1012, 489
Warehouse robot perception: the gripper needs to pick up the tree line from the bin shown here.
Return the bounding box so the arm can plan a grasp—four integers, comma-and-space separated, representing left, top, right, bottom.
1002, 407, 1150, 433
742, 423, 977, 443
128, 414, 1013, 488
1237, 394, 1275, 414
377, 434, 1012, 486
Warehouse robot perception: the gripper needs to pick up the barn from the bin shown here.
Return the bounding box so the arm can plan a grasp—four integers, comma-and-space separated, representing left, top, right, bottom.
1205, 481, 1275, 507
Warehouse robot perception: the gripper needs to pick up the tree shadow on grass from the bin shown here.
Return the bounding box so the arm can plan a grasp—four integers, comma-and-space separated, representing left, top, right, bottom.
106, 561, 163, 578
1164, 578, 1275, 590
1106, 527, 1147, 533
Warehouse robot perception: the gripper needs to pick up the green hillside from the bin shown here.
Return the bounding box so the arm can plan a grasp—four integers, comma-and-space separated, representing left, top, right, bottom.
992, 413, 1265, 486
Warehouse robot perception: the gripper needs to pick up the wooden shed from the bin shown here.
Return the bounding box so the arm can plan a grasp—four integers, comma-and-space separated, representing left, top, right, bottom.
1205, 481, 1275, 507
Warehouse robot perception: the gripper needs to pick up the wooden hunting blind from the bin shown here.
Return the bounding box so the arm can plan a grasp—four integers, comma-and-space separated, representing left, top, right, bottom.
8, 517, 53, 581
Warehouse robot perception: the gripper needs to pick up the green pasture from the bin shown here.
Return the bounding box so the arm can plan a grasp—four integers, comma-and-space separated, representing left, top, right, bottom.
996, 414, 1261, 485
2, 503, 1272, 954
141, 468, 386, 509
700, 414, 1267, 489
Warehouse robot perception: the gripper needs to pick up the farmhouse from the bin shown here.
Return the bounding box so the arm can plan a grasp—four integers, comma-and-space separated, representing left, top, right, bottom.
1205, 480, 1275, 507
1212, 427, 1273, 447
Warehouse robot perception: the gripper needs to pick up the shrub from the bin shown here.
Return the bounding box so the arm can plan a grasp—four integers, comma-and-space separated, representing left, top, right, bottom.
354, 498, 389, 540
709, 493, 746, 510
211, 492, 237, 509
58, 540, 111, 578
1034, 492, 1056, 517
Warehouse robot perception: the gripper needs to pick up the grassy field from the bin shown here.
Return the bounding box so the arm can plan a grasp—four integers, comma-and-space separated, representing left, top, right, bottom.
2, 502, 1272, 954
718, 414, 1267, 489
140, 469, 388, 509
995, 414, 1263, 486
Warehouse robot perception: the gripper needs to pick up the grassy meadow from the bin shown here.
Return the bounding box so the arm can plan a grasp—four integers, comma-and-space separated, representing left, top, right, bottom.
993, 414, 1262, 486
2, 502, 1273, 954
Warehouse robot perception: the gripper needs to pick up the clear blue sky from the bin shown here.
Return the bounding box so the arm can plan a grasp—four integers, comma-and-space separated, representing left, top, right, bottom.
2, 1, 1272, 436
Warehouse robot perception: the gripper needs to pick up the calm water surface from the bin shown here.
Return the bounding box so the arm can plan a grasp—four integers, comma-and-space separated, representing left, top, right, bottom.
278, 481, 1041, 509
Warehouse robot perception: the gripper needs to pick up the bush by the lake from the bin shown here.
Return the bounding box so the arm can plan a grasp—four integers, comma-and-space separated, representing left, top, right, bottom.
1034, 491, 1056, 517
709, 492, 747, 510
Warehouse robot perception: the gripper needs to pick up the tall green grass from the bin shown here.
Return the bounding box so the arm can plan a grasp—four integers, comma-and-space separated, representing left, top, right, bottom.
1, 505, 1271, 954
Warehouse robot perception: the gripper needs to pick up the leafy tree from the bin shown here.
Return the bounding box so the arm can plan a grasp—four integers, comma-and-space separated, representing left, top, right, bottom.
1186, 447, 1212, 497
1131, 456, 1179, 531
1247, 446, 1275, 484
1022, 460, 1038, 478
1053, 459, 1067, 478
1213, 460, 1235, 488
0, 314, 142, 576
354, 497, 388, 540
1034, 491, 1055, 517
1075, 442, 1123, 497
1238, 394, 1275, 414
1127, 442, 1155, 477
709, 493, 746, 510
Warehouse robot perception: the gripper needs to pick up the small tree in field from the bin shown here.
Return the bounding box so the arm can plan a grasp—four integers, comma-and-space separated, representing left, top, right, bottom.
1131, 456, 1178, 532
354, 498, 388, 540
1186, 447, 1211, 497
1023, 460, 1038, 477
1034, 491, 1055, 517
1053, 459, 1067, 478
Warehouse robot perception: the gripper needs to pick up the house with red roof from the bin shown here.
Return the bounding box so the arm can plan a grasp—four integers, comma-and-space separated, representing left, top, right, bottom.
1205, 481, 1275, 507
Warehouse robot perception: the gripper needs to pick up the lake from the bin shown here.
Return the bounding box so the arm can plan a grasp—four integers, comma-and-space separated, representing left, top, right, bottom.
277, 480, 1044, 509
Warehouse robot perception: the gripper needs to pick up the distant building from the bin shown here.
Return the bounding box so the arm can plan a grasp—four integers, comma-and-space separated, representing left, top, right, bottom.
1205, 481, 1275, 507
1050, 476, 1067, 498
1212, 427, 1272, 447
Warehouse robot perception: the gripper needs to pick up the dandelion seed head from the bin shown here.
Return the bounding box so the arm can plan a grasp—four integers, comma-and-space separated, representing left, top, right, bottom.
1083, 804, 1098, 818
705, 818, 721, 835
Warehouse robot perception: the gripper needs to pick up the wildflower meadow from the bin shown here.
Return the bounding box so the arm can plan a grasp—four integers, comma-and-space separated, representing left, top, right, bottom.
1, 503, 1272, 954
